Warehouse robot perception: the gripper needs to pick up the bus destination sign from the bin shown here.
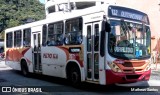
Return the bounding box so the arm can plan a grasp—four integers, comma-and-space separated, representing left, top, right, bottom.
108, 6, 149, 24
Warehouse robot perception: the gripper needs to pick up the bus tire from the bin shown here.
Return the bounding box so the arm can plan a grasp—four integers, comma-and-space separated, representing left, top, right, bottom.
67, 64, 81, 86
21, 60, 29, 77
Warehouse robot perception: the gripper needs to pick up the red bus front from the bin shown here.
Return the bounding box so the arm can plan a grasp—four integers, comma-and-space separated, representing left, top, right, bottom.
106, 19, 151, 84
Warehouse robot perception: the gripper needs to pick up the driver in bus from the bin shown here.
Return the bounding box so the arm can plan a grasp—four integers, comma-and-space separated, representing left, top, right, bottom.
117, 35, 130, 47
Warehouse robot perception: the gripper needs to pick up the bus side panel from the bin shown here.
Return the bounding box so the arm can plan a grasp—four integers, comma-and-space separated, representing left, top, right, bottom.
41, 45, 84, 78
23, 48, 33, 73
41, 46, 67, 78
5, 47, 32, 71
5, 48, 21, 70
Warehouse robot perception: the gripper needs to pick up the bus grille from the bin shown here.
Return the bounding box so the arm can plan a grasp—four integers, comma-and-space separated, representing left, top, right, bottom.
123, 69, 143, 73
122, 62, 145, 67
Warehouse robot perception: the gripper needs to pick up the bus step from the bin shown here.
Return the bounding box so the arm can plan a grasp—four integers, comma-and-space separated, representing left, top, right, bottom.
85, 80, 99, 84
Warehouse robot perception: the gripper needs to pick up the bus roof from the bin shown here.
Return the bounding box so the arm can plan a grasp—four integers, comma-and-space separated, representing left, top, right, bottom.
5, 4, 149, 33
5, 4, 105, 32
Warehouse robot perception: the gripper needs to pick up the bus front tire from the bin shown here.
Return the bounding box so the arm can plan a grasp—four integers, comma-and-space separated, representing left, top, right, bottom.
67, 67, 81, 86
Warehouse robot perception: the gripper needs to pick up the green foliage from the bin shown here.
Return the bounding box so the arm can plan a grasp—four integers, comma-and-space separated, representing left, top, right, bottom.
0, 0, 45, 38
0, 31, 4, 39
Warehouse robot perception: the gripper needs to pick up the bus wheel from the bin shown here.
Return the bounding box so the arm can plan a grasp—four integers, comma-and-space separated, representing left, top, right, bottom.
68, 67, 81, 86
21, 60, 29, 77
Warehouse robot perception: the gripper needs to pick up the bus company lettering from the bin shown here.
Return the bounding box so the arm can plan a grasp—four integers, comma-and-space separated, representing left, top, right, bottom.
43, 53, 58, 59
110, 8, 147, 22
110, 8, 144, 22
121, 11, 143, 21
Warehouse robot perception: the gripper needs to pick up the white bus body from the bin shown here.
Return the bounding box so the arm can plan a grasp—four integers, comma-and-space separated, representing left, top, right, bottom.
5, 1, 151, 85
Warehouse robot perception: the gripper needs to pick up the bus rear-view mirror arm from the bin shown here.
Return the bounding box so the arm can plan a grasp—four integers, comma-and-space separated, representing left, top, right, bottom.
100, 20, 111, 57
105, 22, 111, 32
102, 20, 111, 32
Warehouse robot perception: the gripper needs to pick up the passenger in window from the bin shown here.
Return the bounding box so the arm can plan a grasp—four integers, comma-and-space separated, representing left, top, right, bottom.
47, 37, 56, 46
23, 40, 30, 47
23, 41, 27, 46
75, 32, 82, 44
64, 34, 70, 44
117, 35, 130, 47
72, 26, 78, 32
56, 34, 63, 45
23, 40, 28, 46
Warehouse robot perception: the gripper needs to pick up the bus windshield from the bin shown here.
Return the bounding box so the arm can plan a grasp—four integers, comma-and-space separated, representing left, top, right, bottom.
108, 20, 151, 59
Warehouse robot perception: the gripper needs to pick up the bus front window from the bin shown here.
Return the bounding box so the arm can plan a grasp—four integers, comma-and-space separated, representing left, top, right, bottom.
108, 20, 151, 59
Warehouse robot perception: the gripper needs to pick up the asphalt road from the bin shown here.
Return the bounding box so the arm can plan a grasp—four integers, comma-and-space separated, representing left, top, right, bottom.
0, 61, 160, 95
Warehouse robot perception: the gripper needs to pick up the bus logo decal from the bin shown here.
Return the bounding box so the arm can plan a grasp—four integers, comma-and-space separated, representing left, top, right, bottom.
43, 53, 58, 59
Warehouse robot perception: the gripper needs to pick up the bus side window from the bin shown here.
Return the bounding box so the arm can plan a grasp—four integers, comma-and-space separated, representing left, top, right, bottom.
48, 21, 63, 46
14, 30, 22, 47
55, 22, 63, 45
6, 32, 13, 48
42, 25, 47, 46
65, 17, 82, 45
23, 28, 31, 47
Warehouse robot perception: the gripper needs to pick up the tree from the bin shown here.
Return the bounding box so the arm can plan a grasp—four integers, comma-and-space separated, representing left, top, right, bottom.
0, 0, 45, 39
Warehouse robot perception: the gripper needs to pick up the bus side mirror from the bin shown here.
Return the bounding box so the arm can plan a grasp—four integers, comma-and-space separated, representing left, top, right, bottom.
100, 21, 110, 57
102, 21, 111, 32
105, 22, 111, 32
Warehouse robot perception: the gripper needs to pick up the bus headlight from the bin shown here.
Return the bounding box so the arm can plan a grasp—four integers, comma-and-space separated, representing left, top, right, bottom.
108, 62, 122, 73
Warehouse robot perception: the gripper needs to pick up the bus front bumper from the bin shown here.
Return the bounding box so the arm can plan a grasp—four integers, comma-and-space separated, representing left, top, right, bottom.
106, 69, 151, 85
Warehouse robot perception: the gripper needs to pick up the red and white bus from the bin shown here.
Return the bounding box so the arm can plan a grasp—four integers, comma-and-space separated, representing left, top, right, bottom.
5, 0, 151, 85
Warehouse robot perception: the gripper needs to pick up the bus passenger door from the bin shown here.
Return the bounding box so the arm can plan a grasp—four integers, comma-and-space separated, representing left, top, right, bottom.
86, 22, 100, 81
32, 32, 42, 73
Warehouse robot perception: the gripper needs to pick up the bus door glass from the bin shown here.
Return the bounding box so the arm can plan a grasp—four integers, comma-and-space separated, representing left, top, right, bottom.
32, 32, 42, 73
86, 22, 100, 81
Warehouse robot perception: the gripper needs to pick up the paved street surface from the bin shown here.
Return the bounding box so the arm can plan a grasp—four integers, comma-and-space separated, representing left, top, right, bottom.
0, 61, 160, 95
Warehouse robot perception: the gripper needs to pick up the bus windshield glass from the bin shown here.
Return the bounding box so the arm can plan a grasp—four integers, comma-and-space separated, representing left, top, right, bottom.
108, 20, 151, 59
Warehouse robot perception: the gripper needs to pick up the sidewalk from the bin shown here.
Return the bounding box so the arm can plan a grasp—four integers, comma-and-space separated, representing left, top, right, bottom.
0, 61, 11, 70
0, 61, 6, 68
151, 63, 160, 70
150, 63, 160, 82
